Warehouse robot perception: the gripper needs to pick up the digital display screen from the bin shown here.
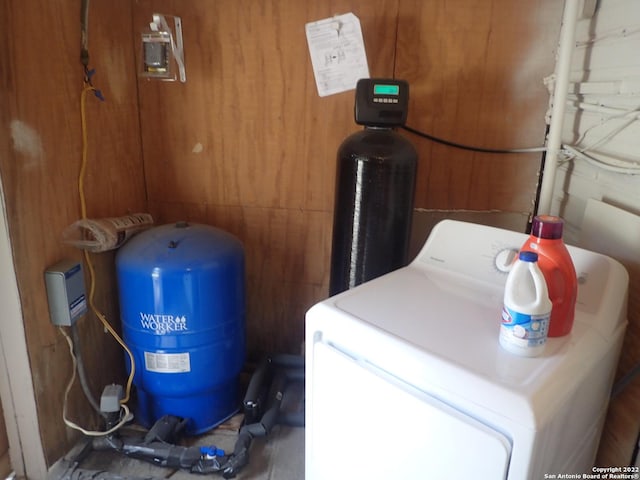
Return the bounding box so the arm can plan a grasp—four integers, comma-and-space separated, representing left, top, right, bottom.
373, 84, 400, 95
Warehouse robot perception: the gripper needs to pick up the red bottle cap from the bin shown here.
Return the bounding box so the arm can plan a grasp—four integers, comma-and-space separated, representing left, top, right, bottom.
531, 215, 564, 240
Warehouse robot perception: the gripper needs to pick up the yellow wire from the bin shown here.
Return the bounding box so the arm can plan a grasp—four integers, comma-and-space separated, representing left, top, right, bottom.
79, 85, 136, 405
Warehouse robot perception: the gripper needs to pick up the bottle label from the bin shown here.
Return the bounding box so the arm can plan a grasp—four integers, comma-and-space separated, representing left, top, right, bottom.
500, 306, 550, 348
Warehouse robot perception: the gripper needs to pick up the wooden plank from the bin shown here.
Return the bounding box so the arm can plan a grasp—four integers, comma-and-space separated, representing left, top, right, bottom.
136, 0, 398, 212
1, 0, 146, 467
0, 187, 43, 478
0, 454, 9, 479
396, 0, 564, 212
137, 0, 399, 360
598, 380, 640, 467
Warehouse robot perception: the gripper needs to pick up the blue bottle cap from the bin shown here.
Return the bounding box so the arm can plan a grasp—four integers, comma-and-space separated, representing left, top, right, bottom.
519, 251, 538, 262
200, 445, 225, 457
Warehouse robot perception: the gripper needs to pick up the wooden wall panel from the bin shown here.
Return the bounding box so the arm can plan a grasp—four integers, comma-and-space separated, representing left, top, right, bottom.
396, 0, 564, 213
136, 0, 400, 360
135, 0, 565, 364
9, 0, 633, 471
1, 0, 146, 466
136, 0, 399, 210
149, 200, 332, 355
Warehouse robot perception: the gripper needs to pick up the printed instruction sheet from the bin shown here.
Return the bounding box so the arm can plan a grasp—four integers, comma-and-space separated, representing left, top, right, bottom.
305, 13, 370, 97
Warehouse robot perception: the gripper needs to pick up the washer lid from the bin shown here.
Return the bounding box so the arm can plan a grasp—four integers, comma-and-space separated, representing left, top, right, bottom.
333, 265, 560, 389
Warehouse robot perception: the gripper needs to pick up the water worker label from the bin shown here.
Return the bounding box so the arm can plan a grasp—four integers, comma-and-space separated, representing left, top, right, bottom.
139, 312, 188, 335
144, 351, 191, 374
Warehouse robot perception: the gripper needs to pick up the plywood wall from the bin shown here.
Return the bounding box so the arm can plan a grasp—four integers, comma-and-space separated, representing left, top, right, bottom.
134, 0, 401, 359
136, 0, 563, 362
1, 0, 146, 466
397, 0, 564, 212
1, 0, 567, 469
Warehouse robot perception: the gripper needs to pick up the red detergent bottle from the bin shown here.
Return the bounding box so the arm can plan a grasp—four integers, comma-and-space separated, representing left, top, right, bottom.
520, 215, 577, 337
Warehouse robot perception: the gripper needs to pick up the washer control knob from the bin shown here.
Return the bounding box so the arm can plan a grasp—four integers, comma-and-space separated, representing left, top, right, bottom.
495, 248, 519, 273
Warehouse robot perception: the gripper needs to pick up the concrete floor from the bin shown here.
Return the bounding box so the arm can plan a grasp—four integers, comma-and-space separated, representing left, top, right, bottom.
48, 414, 304, 480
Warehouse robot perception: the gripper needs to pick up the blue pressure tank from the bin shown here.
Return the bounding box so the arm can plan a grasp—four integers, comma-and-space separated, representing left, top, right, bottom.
115, 221, 245, 434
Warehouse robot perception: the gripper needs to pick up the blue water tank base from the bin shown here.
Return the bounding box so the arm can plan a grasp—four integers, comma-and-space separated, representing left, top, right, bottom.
134, 381, 240, 434
116, 221, 246, 435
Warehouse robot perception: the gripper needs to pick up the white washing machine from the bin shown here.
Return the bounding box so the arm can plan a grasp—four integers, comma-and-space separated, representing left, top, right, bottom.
305, 220, 628, 480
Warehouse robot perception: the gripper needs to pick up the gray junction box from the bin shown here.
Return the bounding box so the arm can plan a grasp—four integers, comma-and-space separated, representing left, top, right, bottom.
45, 260, 88, 326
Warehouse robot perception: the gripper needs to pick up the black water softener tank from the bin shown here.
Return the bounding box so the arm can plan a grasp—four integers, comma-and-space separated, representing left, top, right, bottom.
329, 78, 417, 296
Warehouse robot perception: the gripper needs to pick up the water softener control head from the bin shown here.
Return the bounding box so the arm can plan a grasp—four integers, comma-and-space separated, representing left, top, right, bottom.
354, 78, 409, 128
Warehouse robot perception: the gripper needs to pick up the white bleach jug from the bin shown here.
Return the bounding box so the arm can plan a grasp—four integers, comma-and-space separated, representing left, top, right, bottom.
499, 250, 552, 357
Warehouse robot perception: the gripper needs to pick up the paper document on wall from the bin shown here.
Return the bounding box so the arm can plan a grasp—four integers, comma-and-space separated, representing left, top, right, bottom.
305, 13, 370, 97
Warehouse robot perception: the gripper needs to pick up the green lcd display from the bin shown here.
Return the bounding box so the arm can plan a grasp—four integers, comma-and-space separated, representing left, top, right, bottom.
373, 84, 400, 95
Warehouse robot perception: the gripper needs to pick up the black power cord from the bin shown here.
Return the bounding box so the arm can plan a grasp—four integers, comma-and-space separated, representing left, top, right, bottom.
401, 124, 546, 154
400, 123, 549, 230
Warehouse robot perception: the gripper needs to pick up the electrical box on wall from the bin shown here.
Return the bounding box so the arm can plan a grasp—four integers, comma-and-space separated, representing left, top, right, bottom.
45, 260, 87, 326
142, 30, 172, 76
140, 13, 186, 83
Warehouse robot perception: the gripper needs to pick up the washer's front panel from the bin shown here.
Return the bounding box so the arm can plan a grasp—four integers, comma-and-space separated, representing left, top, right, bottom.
306, 341, 512, 480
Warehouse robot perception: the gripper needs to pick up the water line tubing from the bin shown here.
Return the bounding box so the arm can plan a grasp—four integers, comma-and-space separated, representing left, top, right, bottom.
537, 0, 580, 215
